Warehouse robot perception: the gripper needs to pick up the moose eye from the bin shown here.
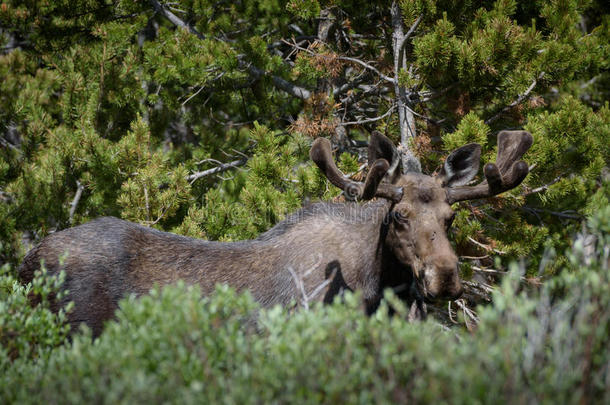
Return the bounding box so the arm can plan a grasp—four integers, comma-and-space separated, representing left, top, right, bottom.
393, 212, 409, 224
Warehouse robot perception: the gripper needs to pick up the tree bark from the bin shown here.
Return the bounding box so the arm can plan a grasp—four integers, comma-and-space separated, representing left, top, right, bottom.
391, 2, 421, 173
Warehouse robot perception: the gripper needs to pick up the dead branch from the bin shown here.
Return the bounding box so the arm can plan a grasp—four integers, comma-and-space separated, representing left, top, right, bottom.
455, 298, 479, 330
405, 104, 446, 125
391, 2, 421, 173
339, 104, 396, 126
448, 301, 459, 324
336, 55, 395, 84
397, 14, 423, 68
287, 260, 333, 310
471, 266, 536, 284
287, 266, 310, 310
69, 181, 85, 225
0, 136, 21, 154
307, 278, 333, 302
339, 82, 391, 109
0, 189, 13, 203
181, 73, 225, 106
420, 82, 459, 102
463, 279, 495, 295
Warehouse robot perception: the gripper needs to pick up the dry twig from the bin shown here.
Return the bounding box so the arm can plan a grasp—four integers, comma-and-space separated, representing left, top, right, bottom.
187, 158, 248, 183
69, 181, 85, 225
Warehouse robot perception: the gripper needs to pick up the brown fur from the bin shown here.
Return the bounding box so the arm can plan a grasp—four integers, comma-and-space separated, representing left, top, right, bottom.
19, 201, 407, 336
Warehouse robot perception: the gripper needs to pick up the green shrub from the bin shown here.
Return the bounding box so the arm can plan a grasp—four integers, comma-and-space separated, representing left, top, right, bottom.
0, 264, 72, 371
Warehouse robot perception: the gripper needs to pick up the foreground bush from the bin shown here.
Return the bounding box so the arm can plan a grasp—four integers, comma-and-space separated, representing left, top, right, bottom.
1, 208, 608, 404
0, 266, 71, 370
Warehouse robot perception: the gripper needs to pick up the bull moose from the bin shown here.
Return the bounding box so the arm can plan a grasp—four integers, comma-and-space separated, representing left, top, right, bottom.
19, 130, 532, 336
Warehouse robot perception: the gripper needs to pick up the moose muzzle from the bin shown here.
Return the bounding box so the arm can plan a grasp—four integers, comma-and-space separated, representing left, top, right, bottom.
422, 256, 463, 301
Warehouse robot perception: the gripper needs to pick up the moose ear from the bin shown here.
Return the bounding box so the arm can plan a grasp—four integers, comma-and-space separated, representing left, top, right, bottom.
369, 131, 397, 162
440, 143, 481, 187
369, 131, 401, 182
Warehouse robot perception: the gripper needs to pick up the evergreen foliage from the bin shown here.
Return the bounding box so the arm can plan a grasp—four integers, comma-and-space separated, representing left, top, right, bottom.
0, 264, 71, 368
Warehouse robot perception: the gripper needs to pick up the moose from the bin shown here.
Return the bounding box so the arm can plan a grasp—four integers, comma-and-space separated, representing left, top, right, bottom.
19, 130, 532, 336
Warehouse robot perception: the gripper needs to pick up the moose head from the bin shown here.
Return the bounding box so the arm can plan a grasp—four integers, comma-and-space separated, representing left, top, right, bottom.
310, 130, 533, 301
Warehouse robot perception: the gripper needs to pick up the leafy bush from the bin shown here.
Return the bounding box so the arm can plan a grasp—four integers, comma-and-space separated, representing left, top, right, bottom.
0, 265, 71, 370
1, 208, 607, 404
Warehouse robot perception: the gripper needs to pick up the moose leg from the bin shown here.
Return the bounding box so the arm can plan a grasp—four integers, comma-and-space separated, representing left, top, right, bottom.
322, 261, 352, 304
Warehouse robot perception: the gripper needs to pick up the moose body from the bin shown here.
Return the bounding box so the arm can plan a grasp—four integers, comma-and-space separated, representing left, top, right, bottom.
20, 201, 402, 335
19, 131, 533, 336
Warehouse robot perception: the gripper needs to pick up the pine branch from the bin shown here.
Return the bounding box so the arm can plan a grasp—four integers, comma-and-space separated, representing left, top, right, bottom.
280, 39, 394, 84
247, 65, 311, 100
149, 0, 205, 40
523, 174, 561, 196
339, 104, 396, 126
485, 72, 545, 125
0, 189, 13, 203
337, 56, 395, 84
405, 104, 445, 125
522, 206, 582, 220
0, 136, 21, 154
187, 158, 248, 183
151, 0, 311, 100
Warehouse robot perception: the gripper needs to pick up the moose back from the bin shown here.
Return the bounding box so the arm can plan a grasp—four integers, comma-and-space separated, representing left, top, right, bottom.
19, 130, 532, 336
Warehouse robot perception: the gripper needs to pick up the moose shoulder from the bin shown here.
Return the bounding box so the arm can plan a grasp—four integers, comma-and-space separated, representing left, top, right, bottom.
19, 130, 533, 336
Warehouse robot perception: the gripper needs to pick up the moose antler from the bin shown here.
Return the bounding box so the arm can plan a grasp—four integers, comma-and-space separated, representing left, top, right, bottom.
446, 131, 533, 203
310, 138, 403, 202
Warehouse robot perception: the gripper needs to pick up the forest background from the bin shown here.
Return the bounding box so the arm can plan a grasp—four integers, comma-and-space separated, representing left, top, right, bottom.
0, 0, 608, 403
